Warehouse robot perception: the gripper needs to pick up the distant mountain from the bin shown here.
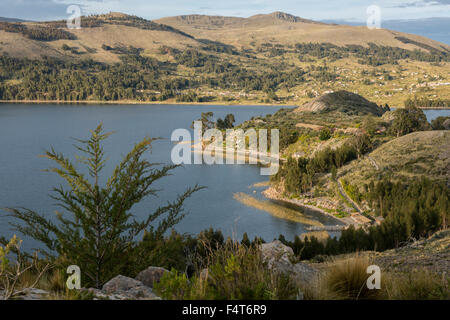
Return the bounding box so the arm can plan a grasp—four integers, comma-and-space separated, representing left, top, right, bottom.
0, 17, 28, 22
321, 17, 450, 45
1, 12, 448, 63
156, 12, 449, 51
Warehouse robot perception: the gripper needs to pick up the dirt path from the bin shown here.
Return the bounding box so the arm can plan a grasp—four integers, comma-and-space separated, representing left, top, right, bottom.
336, 179, 374, 224
336, 179, 363, 214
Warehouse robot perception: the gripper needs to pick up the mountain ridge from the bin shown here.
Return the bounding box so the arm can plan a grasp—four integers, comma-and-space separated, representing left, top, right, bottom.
0, 11, 448, 62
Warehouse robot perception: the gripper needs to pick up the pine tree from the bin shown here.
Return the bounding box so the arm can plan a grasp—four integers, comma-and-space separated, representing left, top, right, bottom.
4, 124, 202, 288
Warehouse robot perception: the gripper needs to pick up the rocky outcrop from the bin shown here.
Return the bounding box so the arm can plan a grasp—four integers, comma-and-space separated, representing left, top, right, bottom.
260, 240, 317, 283
135, 266, 169, 288
87, 275, 161, 300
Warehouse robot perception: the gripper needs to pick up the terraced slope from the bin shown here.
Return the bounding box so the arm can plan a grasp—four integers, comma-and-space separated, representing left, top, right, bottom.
339, 130, 450, 186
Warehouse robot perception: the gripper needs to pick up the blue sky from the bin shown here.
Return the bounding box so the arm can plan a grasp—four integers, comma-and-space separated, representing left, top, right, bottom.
1, 0, 449, 21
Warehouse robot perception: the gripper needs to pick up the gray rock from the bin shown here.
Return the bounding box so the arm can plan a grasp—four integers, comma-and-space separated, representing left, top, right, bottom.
260, 240, 317, 283
103, 275, 143, 293
135, 266, 169, 288
101, 275, 161, 300
443, 119, 450, 130
18, 288, 50, 300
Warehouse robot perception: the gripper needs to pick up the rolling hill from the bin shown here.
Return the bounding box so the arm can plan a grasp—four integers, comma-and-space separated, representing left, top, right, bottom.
0, 12, 449, 105
339, 130, 450, 186
0, 12, 448, 63
294, 91, 388, 116
156, 11, 450, 52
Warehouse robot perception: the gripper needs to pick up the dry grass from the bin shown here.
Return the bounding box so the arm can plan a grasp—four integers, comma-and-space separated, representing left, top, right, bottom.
382, 271, 449, 300
305, 255, 381, 300
156, 13, 449, 52
339, 131, 450, 188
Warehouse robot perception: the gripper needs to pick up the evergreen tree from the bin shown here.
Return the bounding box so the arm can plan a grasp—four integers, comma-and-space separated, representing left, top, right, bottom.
3, 124, 202, 288
390, 106, 430, 137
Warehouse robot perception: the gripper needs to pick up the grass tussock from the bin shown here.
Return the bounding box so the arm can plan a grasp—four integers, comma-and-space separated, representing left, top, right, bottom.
304, 255, 381, 300
154, 240, 299, 300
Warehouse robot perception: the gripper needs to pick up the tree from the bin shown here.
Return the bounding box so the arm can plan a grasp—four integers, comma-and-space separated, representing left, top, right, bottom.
216, 113, 235, 130
284, 157, 302, 193
4, 124, 202, 288
191, 112, 214, 130
331, 165, 337, 181
431, 116, 450, 130
349, 133, 372, 159
390, 106, 430, 137
224, 114, 235, 129
362, 115, 376, 136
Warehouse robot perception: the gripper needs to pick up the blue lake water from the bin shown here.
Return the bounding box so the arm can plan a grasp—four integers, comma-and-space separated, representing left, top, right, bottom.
0, 103, 328, 251
0, 104, 447, 251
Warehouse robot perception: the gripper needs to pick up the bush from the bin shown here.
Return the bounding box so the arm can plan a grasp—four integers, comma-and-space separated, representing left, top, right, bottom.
0, 236, 50, 300
4, 124, 201, 288
154, 241, 298, 300
319, 128, 331, 141
154, 268, 191, 300
431, 116, 450, 130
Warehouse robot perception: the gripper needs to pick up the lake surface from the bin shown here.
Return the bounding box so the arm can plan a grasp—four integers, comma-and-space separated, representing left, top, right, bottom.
0, 104, 448, 251
0, 103, 328, 251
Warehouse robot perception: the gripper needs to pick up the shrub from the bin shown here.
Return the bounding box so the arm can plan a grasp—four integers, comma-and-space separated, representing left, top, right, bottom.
0, 236, 50, 300
319, 128, 331, 141
4, 124, 202, 288
154, 241, 298, 300
431, 116, 450, 130
154, 268, 191, 300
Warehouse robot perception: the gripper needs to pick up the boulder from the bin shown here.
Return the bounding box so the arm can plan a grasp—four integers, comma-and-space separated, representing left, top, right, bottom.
260, 240, 317, 283
103, 275, 142, 293
101, 275, 160, 300
443, 118, 450, 130
135, 266, 169, 288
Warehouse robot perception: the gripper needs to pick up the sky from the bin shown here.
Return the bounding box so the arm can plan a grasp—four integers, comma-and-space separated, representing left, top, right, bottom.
0, 0, 449, 22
